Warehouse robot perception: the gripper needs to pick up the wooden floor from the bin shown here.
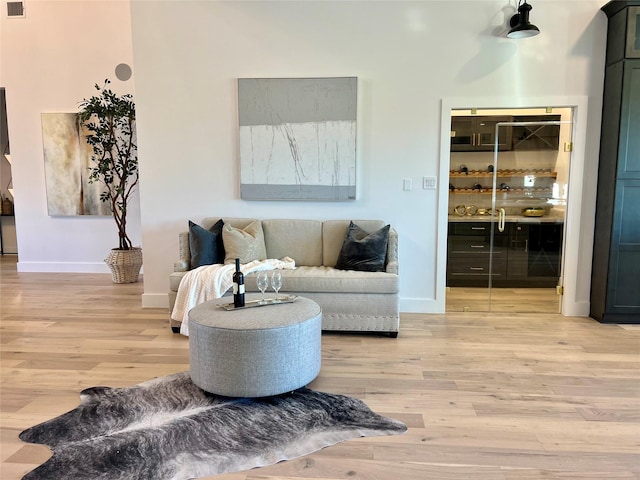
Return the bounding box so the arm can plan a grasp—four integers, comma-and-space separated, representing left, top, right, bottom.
1, 255, 639, 480
447, 287, 561, 313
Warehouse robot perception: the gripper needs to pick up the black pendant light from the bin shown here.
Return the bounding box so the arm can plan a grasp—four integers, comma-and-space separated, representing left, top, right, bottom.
507, 1, 540, 39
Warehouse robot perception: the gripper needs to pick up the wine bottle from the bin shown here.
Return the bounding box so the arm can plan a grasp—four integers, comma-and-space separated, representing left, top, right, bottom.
232, 258, 245, 308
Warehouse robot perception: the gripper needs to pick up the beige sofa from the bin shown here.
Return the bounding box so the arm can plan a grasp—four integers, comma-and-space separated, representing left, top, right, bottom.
169, 218, 399, 336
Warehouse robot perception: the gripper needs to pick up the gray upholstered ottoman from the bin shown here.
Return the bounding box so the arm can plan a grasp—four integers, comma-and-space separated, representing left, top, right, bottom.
188, 294, 322, 397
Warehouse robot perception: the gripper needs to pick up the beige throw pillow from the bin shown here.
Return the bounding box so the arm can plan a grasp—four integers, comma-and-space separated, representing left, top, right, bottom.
222, 220, 267, 264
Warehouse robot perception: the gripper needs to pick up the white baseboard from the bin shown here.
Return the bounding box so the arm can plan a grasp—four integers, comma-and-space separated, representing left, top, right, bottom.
142, 293, 169, 309
16, 261, 111, 274
563, 300, 590, 317
400, 297, 443, 314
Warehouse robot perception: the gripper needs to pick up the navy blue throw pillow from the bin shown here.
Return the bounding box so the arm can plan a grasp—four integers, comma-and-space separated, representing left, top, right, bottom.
189, 219, 225, 268
335, 221, 390, 272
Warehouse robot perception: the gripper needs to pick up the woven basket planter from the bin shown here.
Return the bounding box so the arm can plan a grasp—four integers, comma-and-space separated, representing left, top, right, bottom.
104, 247, 143, 284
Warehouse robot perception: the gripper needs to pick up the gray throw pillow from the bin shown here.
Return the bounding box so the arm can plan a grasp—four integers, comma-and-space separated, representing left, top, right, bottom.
189, 219, 225, 268
335, 221, 390, 272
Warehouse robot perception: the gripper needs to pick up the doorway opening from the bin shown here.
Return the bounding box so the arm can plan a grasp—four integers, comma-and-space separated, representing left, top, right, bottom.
1, 87, 17, 256
445, 107, 573, 314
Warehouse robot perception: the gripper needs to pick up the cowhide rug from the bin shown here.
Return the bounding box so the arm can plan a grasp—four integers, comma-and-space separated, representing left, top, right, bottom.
19, 371, 407, 480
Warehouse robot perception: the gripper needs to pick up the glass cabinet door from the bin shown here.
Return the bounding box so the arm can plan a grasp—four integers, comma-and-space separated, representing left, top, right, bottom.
450, 117, 474, 151
476, 116, 512, 150
451, 116, 512, 151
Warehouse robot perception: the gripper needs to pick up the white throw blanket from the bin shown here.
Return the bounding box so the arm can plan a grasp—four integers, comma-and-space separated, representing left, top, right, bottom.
172, 257, 296, 336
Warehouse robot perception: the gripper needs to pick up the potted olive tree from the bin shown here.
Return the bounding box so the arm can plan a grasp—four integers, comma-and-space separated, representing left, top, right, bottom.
79, 79, 141, 283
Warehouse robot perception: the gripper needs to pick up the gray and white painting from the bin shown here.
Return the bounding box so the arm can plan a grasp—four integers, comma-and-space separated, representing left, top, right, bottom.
41, 113, 110, 216
238, 77, 357, 201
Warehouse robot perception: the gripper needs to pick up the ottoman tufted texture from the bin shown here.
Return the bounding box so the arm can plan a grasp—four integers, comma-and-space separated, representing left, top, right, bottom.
188, 295, 322, 398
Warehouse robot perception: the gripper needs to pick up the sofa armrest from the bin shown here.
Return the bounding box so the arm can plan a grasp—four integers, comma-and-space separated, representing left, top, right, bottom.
175, 231, 191, 271
386, 227, 399, 274
174, 260, 189, 272
386, 260, 399, 275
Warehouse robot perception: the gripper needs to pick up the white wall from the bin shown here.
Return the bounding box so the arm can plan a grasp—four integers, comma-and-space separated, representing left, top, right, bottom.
0, 0, 140, 272
130, 0, 606, 314
2, 1, 607, 315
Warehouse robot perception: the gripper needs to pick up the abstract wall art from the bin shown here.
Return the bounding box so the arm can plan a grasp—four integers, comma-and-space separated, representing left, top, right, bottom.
41, 113, 110, 216
238, 77, 357, 201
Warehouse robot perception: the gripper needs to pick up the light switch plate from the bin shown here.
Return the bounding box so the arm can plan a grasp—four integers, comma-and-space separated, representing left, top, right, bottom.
403, 178, 412, 191
422, 176, 437, 189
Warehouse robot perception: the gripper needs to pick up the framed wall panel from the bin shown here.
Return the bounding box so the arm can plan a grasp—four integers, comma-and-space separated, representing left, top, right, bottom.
41, 113, 110, 216
238, 77, 357, 201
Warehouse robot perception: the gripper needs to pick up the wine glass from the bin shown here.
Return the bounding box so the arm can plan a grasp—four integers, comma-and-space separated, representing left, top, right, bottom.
271, 271, 282, 301
256, 272, 269, 304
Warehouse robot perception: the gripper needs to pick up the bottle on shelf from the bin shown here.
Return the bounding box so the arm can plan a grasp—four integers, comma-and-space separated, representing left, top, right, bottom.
233, 258, 245, 308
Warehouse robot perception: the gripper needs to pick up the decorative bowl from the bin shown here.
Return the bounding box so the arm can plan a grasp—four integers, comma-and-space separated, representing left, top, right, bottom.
522, 207, 546, 217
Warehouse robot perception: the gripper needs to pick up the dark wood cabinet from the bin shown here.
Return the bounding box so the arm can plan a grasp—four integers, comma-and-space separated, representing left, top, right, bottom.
451, 114, 561, 153
450, 116, 512, 152
507, 224, 529, 281
604, 3, 640, 61
526, 224, 563, 284
447, 222, 562, 288
591, 1, 640, 323
504, 223, 562, 287
447, 223, 508, 285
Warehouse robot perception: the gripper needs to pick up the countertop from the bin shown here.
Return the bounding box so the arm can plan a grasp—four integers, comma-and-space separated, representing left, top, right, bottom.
448, 213, 564, 224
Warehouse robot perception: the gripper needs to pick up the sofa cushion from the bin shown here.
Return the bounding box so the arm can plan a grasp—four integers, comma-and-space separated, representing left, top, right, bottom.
322, 220, 386, 267
245, 266, 398, 294
173, 266, 399, 295
188, 219, 225, 268
336, 221, 390, 272
222, 220, 267, 264
201, 217, 255, 230
263, 219, 323, 266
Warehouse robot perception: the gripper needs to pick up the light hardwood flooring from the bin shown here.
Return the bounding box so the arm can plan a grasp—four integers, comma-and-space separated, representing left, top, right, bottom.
1, 255, 639, 479
447, 287, 561, 313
